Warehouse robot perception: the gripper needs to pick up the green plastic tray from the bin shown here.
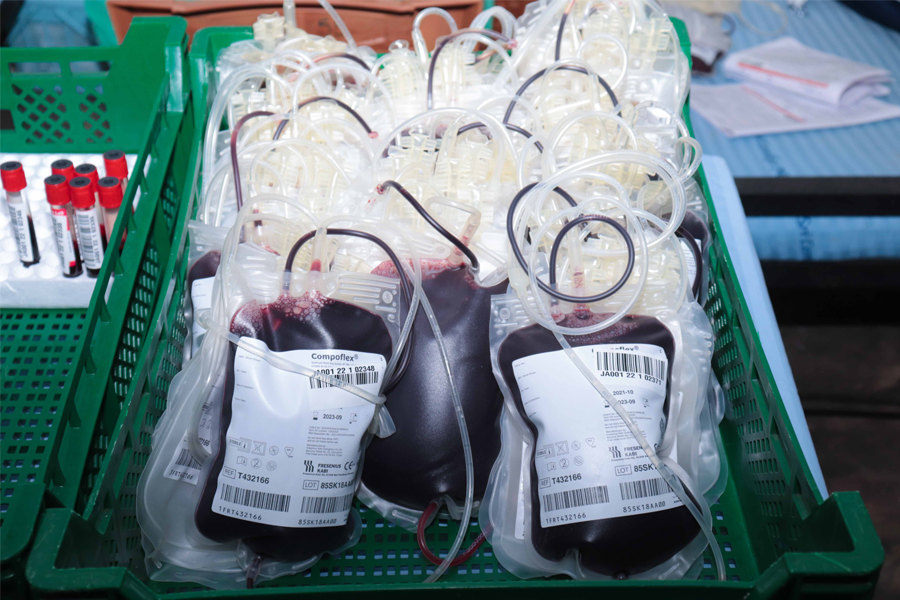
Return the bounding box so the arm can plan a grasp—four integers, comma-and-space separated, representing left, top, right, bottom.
0, 17, 191, 598
21, 19, 883, 600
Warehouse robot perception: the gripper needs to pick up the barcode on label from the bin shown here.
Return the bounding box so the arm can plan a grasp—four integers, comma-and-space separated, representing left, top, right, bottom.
597, 352, 666, 380
541, 485, 610, 512
309, 371, 379, 389
219, 483, 291, 512
75, 211, 103, 268
300, 493, 354, 514
619, 477, 672, 500
173, 448, 202, 470
8, 203, 33, 262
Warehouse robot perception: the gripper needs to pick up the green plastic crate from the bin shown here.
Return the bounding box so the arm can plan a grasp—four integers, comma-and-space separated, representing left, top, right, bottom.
21, 19, 883, 600
0, 16, 191, 598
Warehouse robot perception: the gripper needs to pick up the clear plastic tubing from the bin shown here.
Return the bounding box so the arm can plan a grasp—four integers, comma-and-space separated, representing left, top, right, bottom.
308, 214, 470, 584
201, 66, 290, 202
550, 329, 725, 581
103, 149, 129, 196
188, 215, 422, 461
523, 206, 725, 581
315, 214, 422, 384
520, 195, 648, 336
317, 0, 357, 50
68, 176, 105, 278
418, 290, 474, 584
98, 176, 126, 248
412, 7, 458, 64
547, 111, 639, 157
1, 161, 40, 267
545, 151, 687, 249
374, 107, 516, 182
511, 0, 568, 69
44, 174, 82, 278
291, 64, 397, 128
470, 5, 516, 40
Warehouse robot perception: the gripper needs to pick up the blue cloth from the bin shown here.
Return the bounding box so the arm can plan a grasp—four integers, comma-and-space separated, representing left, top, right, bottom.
6, 1, 96, 51
748, 216, 900, 260
705, 155, 827, 497
690, 0, 900, 178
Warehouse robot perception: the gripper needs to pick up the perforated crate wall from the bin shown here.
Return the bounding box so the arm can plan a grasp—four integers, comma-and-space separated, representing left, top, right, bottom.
1, 311, 85, 513
0, 19, 190, 596
8, 81, 113, 146
701, 199, 823, 569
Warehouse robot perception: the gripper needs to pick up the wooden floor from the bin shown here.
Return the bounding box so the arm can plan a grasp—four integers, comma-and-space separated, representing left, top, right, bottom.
781, 326, 900, 599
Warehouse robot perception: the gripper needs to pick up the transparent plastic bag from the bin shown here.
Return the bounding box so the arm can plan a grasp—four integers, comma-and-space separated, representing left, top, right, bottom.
186, 221, 229, 358
353, 180, 506, 531
482, 156, 724, 580
352, 114, 517, 561
512, 1, 689, 112
187, 195, 324, 358
138, 201, 421, 588
482, 290, 722, 580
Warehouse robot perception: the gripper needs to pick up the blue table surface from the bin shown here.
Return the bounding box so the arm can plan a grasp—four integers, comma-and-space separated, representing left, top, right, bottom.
705, 155, 827, 496
690, 0, 900, 178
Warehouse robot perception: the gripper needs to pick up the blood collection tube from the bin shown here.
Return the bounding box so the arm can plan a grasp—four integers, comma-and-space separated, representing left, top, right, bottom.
44, 175, 83, 278
73, 164, 107, 250
103, 150, 129, 194
98, 176, 125, 248
51, 159, 76, 182
69, 176, 105, 278
1, 161, 41, 267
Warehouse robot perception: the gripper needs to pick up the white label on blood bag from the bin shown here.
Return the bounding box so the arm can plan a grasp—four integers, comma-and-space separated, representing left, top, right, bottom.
51, 207, 77, 273
190, 277, 215, 354
164, 372, 225, 484
511, 344, 679, 528
75, 207, 105, 270
680, 238, 702, 287
7, 202, 34, 263
163, 433, 205, 484
212, 338, 385, 528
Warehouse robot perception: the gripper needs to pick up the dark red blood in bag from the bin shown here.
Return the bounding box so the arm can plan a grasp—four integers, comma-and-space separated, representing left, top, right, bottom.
675, 210, 709, 299
196, 292, 393, 562
497, 312, 699, 577
362, 261, 507, 511
188, 250, 222, 291
681, 210, 710, 251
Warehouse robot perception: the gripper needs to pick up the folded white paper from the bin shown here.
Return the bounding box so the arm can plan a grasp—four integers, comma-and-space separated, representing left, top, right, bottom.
722, 37, 892, 107
691, 83, 900, 137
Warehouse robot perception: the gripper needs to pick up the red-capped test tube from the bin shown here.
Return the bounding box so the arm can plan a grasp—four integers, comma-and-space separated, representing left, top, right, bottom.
73, 164, 108, 250
98, 176, 125, 248
45, 175, 83, 278
1, 161, 41, 267
103, 150, 129, 194
69, 177, 105, 278
51, 159, 76, 182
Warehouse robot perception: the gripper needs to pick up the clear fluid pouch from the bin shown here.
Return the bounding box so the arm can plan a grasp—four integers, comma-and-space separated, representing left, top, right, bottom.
138, 204, 413, 588
186, 221, 229, 359
482, 291, 725, 581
